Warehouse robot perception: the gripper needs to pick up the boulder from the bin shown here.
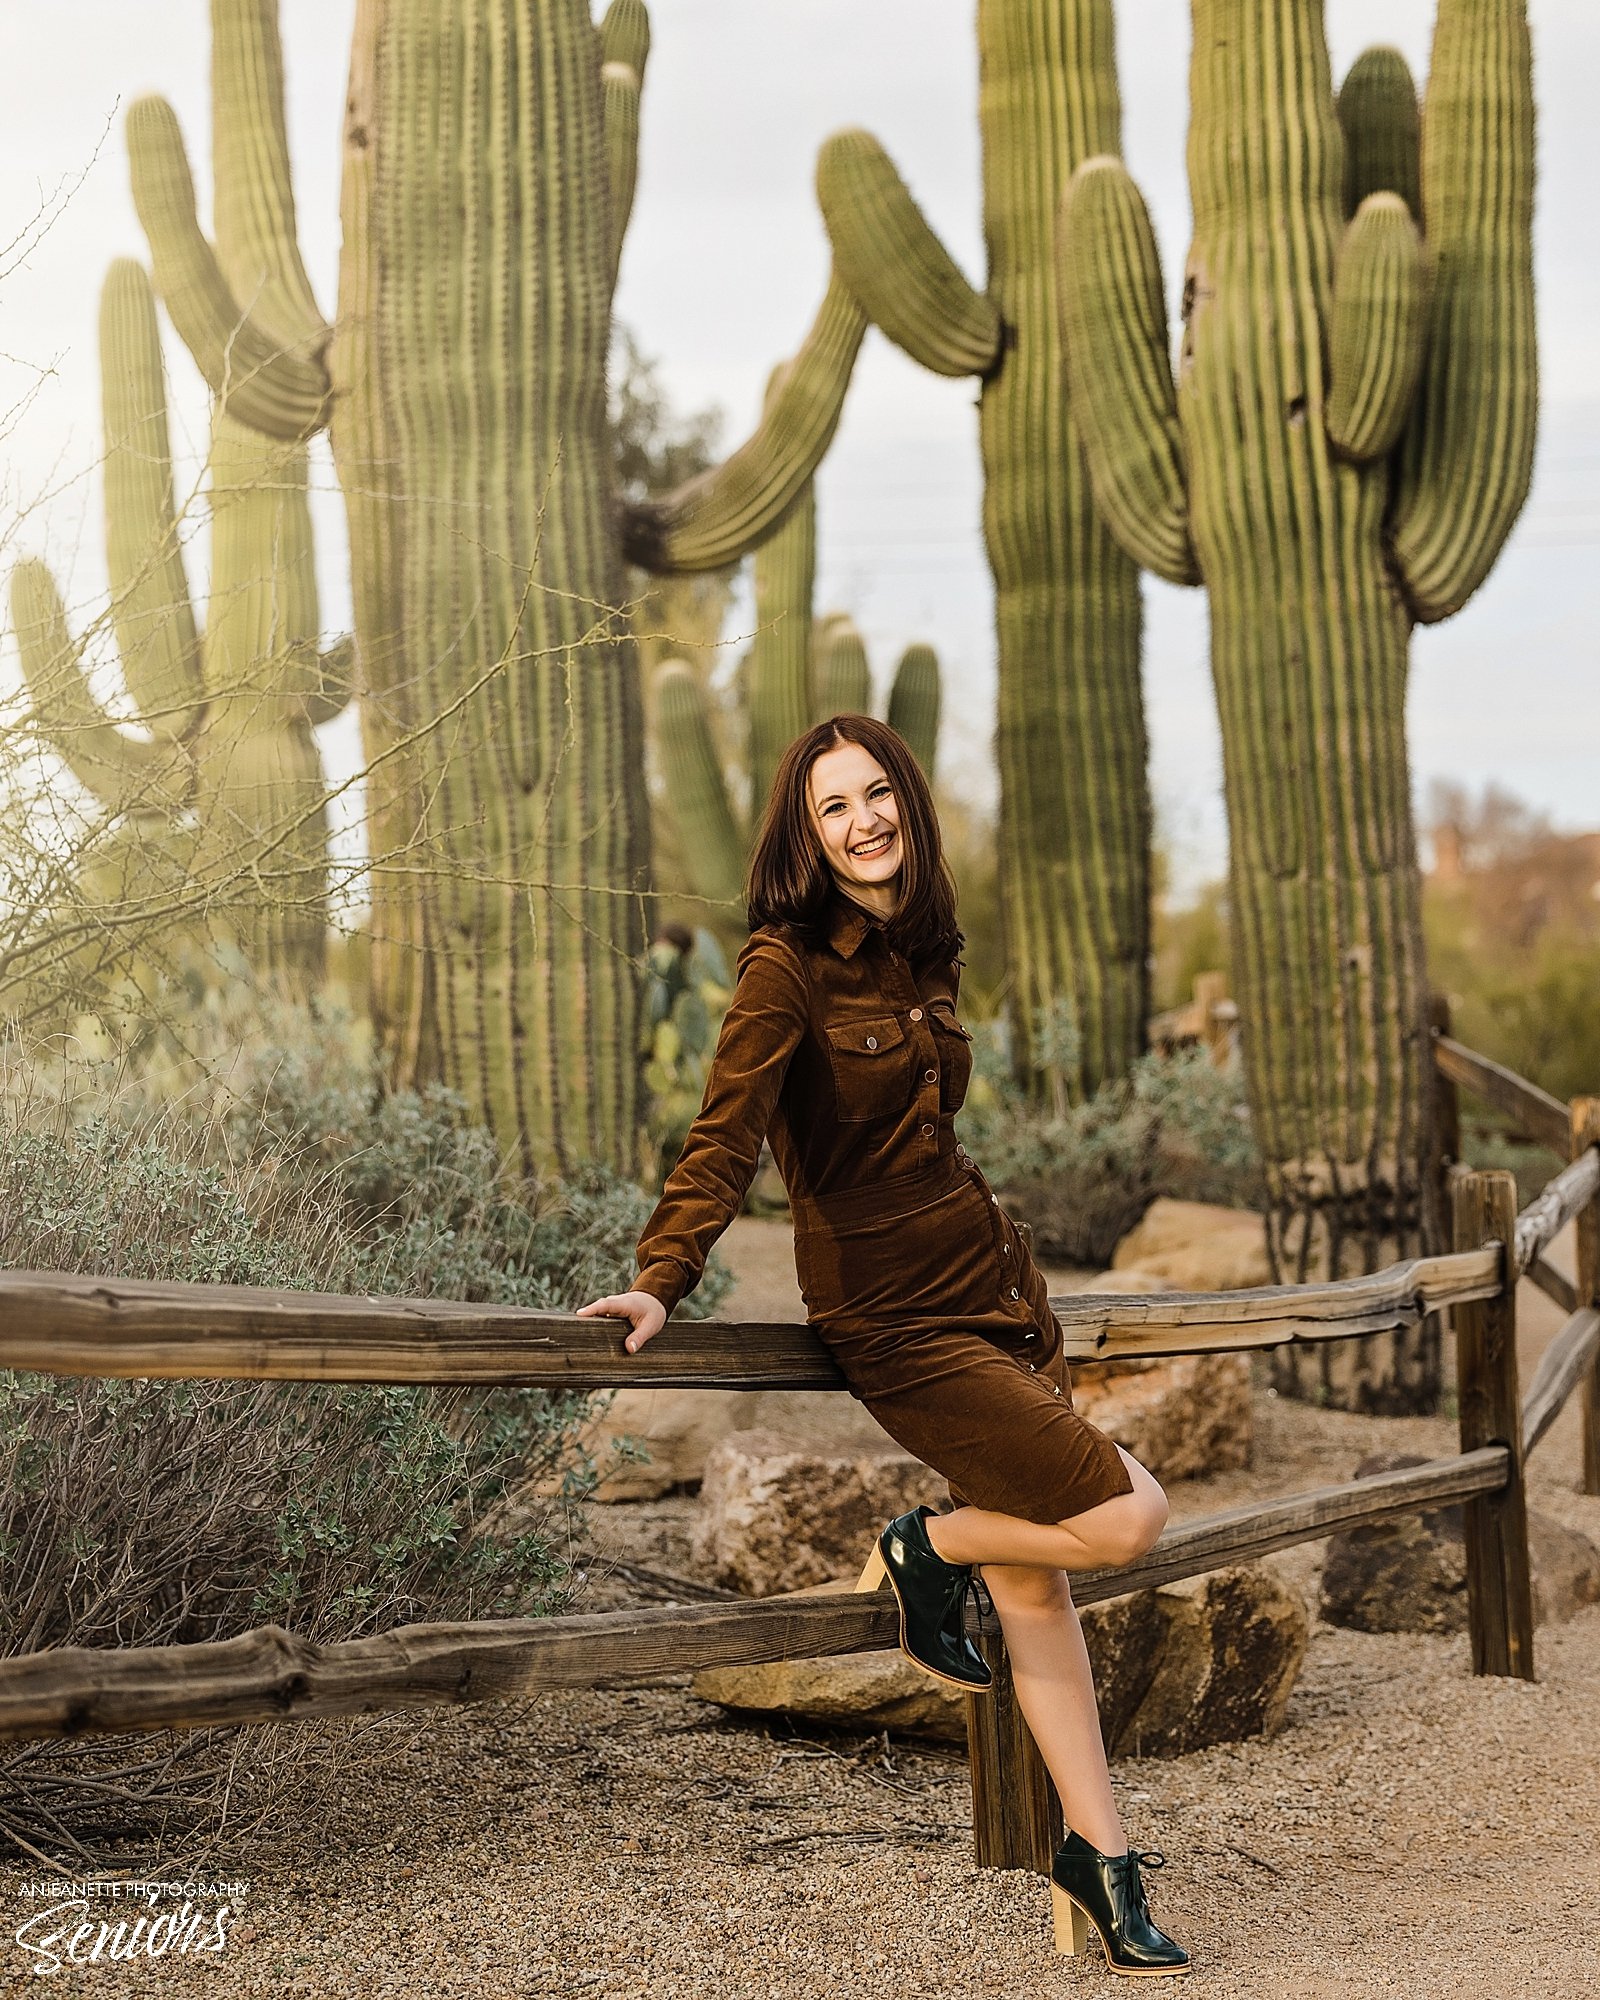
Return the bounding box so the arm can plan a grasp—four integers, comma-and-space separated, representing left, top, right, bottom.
534, 1388, 906, 1503
1111, 1198, 1272, 1294
1319, 1452, 1600, 1633
692, 1563, 1308, 1759
693, 1649, 968, 1744
691, 1428, 948, 1596
1106, 1564, 1308, 1758
1071, 1351, 1253, 1482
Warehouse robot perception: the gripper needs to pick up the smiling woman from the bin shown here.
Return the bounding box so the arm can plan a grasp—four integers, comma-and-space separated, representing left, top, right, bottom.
578, 708, 1189, 1977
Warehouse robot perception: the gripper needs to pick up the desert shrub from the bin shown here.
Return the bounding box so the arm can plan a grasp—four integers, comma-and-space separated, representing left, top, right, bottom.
956, 1018, 1264, 1265
0, 996, 732, 1867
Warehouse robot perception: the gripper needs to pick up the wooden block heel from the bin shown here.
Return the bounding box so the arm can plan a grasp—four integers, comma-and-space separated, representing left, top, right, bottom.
854, 1541, 888, 1591
1051, 1882, 1091, 1956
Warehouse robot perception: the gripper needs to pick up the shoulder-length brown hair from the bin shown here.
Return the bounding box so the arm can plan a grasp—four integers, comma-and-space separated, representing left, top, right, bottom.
746, 714, 964, 968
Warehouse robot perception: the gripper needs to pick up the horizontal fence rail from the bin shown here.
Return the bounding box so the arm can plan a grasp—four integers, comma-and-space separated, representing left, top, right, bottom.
0, 1447, 1509, 1745
1522, 1307, 1600, 1461
1433, 1035, 1572, 1156
1513, 1147, 1600, 1279
0, 1247, 1508, 1388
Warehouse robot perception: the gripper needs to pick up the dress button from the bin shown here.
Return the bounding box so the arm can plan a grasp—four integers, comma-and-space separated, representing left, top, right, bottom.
1002, 1243, 1010, 1255
865, 1035, 877, 1050
1052, 1384, 1062, 1397
1024, 1330, 1037, 1342
924, 1067, 937, 1082
990, 1194, 998, 1205
921, 1122, 934, 1137
1009, 1286, 1020, 1299
909, 1007, 923, 1021
1028, 1362, 1037, 1373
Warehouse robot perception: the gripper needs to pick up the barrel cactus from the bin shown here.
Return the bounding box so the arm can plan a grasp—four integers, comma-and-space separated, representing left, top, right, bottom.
1056, 0, 1535, 1409
127, 0, 868, 1176
815, 0, 1152, 1107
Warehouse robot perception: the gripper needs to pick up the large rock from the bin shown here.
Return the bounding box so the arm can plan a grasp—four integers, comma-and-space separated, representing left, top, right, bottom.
1111, 1198, 1272, 1293
692, 1563, 1307, 1758
537, 1388, 905, 1503
1106, 1565, 1307, 1758
691, 1428, 948, 1596
1071, 1350, 1253, 1482
1319, 1452, 1600, 1633
693, 1648, 968, 1744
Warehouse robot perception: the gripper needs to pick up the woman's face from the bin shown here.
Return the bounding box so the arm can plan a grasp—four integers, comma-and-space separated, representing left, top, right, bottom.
806, 740, 904, 898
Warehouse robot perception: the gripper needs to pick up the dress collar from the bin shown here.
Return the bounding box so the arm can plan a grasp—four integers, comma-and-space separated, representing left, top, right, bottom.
825, 890, 884, 960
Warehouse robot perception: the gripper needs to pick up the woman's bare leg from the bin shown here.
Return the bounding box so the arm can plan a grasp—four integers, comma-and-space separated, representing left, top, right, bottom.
922, 1445, 1169, 1573
916, 1447, 1171, 1855
981, 1562, 1125, 1852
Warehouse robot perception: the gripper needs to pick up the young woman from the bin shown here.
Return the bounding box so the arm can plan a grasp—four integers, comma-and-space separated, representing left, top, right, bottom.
578, 715, 1189, 1979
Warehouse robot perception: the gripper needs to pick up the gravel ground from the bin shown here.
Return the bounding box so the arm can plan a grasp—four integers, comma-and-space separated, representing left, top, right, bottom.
4, 1220, 1597, 1998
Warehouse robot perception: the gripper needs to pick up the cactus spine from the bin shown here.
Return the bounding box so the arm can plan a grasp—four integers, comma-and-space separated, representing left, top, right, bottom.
1057, 0, 1535, 1409
816, 0, 1152, 1105
125, 0, 868, 1177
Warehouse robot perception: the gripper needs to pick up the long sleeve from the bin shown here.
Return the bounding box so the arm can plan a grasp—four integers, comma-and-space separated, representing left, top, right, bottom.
633, 930, 809, 1318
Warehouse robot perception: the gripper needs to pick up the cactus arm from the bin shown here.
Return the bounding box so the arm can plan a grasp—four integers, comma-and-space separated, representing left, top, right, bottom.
209, 0, 325, 348
602, 62, 642, 286
599, 0, 649, 284
599, 0, 650, 79
654, 661, 745, 912
98, 260, 204, 735
815, 614, 871, 720
127, 95, 330, 441
1055, 156, 1198, 587
9, 560, 189, 812
620, 272, 866, 573
1325, 194, 1431, 463
1336, 46, 1421, 220
886, 643, 939, 778
1390, 0, 1536, 624
746, 367, 815, 819
816, 128, 1002, 379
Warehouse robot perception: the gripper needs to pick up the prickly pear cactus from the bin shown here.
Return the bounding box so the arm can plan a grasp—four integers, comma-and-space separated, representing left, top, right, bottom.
1056, 1, 1535, 1410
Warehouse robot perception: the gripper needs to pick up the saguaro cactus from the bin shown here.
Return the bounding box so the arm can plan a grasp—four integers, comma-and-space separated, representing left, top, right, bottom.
1057, 0, 1535, 1409
127, 0, 867, 1176
9, 244, 346, 1003
815, 0, 1152, 1105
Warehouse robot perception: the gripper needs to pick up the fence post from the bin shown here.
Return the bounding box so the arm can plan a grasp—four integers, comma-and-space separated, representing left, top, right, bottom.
964, 1625, 1060, 1872
1572, 1097, 1600, 1495
1450, 1166, 1535, 1679
1194, 971, 1230, 1066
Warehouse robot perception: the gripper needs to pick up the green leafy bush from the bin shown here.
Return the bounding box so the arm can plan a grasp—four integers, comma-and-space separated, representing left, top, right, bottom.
956, 1017, 1265, 1265
0, 993, 733, 1865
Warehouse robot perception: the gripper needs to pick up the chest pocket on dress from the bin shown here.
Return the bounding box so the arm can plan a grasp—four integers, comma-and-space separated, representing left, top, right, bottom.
825, 1014, 912, 1123
927, 998, 975, 1112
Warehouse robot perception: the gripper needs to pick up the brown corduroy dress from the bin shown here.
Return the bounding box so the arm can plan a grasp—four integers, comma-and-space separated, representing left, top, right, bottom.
632, 889, 1135, 1524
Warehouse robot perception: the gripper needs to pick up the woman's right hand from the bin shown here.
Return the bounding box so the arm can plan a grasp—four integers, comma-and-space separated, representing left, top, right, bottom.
574, 1290, 667, 1355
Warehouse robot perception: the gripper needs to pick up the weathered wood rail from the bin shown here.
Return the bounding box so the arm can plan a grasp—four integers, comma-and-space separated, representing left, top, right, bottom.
1, 1029, 1596, 1882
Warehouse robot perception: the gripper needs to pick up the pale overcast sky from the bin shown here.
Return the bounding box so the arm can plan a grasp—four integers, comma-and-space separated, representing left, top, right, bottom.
2, 1, 1595, 901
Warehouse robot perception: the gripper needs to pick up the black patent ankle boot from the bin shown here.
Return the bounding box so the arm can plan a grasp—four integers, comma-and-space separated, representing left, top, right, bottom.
853, 1504, 994, 1691
1050, 1827, 1190, 1977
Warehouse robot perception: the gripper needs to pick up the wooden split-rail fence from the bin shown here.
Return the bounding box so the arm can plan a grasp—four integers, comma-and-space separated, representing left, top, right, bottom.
0, 1016, 1596, 1877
